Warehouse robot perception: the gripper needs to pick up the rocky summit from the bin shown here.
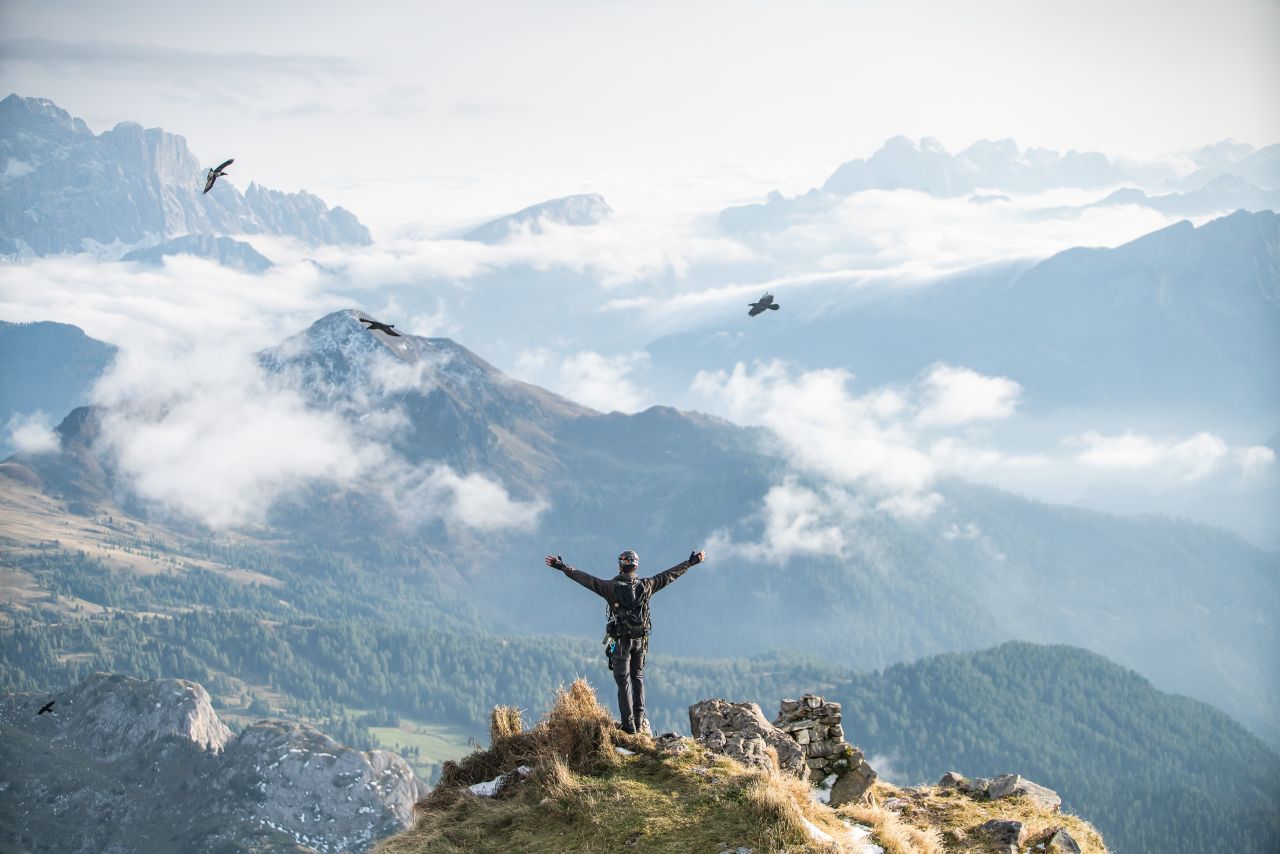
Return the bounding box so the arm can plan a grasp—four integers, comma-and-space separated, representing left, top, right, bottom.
0, 94, 371, 256
0, 673, 425, 853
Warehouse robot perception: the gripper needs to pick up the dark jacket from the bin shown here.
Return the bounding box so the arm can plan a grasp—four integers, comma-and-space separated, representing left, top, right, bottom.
555, 557, 696, 605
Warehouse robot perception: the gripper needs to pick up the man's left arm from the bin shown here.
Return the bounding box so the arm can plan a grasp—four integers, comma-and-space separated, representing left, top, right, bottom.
647, 550, 706, 595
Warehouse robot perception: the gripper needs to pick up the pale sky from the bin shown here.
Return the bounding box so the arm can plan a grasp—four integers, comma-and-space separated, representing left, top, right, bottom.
2, 0, 1278, 232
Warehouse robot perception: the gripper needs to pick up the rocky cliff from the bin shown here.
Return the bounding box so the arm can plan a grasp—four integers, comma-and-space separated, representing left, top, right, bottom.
0, 94, 371, 256
0, 673, 425, 853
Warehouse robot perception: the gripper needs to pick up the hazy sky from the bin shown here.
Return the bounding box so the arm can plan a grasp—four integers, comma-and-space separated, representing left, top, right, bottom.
3, 0, 1278, 230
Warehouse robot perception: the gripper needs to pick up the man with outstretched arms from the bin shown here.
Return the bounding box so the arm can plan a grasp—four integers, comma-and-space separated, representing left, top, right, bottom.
544, 548, 706, 735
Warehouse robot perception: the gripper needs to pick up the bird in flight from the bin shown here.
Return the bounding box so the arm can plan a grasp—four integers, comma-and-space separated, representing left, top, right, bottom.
203, 159, 234, 194
37, 700, 55, 716
748, 291, 780, 317
360, 317, 401, 337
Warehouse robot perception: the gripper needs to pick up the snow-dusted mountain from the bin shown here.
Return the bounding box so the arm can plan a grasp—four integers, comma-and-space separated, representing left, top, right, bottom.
718, 135, 1280, 234
0, 94, 371, 257
462, 193, 613, 243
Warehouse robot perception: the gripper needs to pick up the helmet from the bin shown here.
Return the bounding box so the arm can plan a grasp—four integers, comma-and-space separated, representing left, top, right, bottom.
618, 549, 638, 568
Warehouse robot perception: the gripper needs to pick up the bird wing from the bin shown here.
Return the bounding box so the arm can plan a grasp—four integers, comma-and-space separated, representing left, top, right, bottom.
748, 305, 764, 316
215, 158, 234, 173
203, 173, 216, 193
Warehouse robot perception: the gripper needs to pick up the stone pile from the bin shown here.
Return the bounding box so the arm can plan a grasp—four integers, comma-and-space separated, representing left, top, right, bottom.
774, 693, 877, 805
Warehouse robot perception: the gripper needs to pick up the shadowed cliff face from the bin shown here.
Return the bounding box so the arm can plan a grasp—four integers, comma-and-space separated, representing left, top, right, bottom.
0, 673, 425, 853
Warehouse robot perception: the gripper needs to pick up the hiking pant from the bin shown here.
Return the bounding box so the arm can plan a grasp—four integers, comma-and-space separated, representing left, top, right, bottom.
612, 636, 646, 732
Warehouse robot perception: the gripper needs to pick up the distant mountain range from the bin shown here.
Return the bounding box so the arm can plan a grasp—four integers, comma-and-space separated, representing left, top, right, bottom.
720, 135, 1279, 234
652, 209, 1280, 420
0, 673, 423, 853
0, 94, 371, 257
3, 309, 1276, 750
462, 193, 613, 243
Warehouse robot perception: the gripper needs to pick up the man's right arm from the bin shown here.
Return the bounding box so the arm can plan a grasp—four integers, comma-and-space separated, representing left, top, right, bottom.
544, 554, 612, 598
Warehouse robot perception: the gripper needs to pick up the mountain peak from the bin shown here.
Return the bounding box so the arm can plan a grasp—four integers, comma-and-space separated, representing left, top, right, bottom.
463, 193, 613, 243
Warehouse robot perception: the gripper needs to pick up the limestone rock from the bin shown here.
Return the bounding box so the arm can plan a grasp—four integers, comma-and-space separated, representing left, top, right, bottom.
828, 757, 877, 807
987, 773, 1062, 813
1, 673, 424, 852
979, 818, 1027, 851
1, 672, 232, 761
938, 771, 966, 789
1047, 828, 1083, 853
688, 699, 806, 778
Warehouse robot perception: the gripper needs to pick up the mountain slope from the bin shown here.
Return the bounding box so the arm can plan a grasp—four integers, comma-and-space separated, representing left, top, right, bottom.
0, 320, 117, 456
836, 643, 1280, 854
4, 310, 1277, 752
0, 94, 371, 255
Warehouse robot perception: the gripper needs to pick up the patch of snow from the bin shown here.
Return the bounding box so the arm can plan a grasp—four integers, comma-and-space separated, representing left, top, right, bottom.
843, 821, 883, 854
468, 775, 504, 797
801, 816, 835, 844
810, 773, 838, 804
615, 747, 635, 755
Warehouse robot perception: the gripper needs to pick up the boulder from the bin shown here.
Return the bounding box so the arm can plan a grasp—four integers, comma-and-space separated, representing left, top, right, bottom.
827, 756, 877, 807
938, 771, 967, 789
1047, 828, 1083, 853
688, 699, 806, 778
987, 774, 1062, 813
978, 818, 1027, 851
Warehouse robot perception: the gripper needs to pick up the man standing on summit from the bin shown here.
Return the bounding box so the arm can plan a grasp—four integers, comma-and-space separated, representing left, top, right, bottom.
544, 548, 706, 735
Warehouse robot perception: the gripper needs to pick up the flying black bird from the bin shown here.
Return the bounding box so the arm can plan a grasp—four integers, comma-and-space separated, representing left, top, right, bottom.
202, 158, 234, 194
37, 700, 55, 716
748, 291, 780, 317
359, 317, 401, 337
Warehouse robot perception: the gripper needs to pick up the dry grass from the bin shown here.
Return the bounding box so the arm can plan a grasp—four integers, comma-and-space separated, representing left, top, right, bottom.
841, 801, 945, 854
488, 705, 523, 743
416, 678, 644, 815
839, 781, 1109, 854
378, 680, 870, 854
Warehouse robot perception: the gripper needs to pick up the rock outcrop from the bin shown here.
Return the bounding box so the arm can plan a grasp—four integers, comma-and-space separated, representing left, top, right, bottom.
1, 672, 232, 761
688, 698, 806, 778
0, 673, 425, 853
0, 94, 371, 257
939, 770, 1062, 813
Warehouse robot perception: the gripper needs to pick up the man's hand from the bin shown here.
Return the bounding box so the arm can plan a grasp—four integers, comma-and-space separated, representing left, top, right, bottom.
545, 554, 567, 570
689, 549, 706, 565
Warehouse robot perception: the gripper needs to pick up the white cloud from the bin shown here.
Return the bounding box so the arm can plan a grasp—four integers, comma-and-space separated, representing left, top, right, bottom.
706, 480, 860, 565
400, 466, 546, 533
1068, 430, 1232, 482
916, 363, 1021, 427
1236, 445, 1276, 481
693, 359, 1020, 516
514, 348, 653, 413
93, 347, 383, 528
6, 412, 60, 455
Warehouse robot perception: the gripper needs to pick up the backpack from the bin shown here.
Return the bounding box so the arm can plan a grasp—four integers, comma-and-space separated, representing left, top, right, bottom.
606, 578, 651, 640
